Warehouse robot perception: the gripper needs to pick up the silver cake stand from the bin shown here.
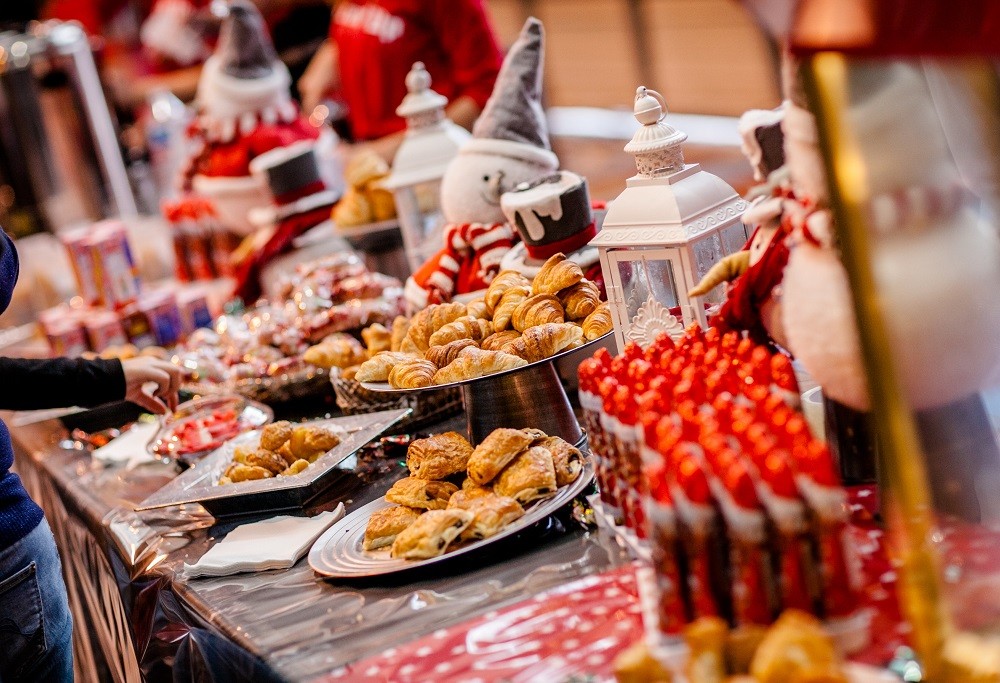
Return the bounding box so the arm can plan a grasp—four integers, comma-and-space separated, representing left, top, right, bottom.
361, 332, 612, 445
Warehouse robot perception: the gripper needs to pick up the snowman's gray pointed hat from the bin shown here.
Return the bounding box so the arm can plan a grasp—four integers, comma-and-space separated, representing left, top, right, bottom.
463, 17, 558, 169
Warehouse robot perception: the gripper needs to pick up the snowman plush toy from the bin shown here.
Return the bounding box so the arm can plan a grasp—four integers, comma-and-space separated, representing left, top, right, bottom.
405, 18, 558, 307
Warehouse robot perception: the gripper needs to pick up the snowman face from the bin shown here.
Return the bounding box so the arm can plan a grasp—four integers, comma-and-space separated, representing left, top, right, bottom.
440, 150, 553, 225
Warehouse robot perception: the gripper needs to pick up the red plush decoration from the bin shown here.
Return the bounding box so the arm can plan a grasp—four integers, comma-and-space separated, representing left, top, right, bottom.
410, 222, 516, 303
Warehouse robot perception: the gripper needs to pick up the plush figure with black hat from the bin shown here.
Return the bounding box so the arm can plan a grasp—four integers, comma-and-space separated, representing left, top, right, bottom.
405, 17, 558, 307
180, 0, 334, 235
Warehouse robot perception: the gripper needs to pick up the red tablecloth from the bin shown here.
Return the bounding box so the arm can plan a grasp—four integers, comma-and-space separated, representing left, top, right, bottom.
321, 487, 907, 683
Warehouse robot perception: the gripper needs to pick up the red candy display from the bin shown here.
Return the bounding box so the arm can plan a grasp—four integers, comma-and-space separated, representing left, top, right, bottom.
579, 325, 865, 643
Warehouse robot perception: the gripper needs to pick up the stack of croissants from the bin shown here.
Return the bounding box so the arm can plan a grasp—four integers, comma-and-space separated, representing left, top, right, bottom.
350, 253, 613, 388
364, 427, 584, 559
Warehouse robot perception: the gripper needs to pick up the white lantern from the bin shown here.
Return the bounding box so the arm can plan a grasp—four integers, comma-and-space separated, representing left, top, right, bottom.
383, 62, 471, 273
590, 87, 748, 350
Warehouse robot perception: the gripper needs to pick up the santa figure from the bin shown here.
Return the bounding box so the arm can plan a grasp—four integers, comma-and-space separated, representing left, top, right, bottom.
176, 0, 336, 236
405, 18, 559, 307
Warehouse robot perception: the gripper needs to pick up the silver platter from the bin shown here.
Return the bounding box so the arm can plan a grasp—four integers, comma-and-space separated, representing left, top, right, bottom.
309, 463, 594, 579
358, 331, 613, 394
135, 408, 411, 516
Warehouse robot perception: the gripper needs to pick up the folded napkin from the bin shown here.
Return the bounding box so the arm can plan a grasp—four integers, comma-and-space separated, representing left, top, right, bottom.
184, 506, 344, 578
91, 421, 160, 466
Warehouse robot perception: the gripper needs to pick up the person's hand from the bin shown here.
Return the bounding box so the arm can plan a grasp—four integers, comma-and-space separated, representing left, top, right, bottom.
122, 357, 182, 415
298, 41, 338, 114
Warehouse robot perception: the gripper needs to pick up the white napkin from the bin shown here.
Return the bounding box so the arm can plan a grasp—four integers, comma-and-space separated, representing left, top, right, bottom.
91, 422, 160, 466
184, 506, 344, 578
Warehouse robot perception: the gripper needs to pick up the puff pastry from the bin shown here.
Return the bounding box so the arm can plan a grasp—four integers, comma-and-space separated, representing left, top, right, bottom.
480, 330, 521, 352
388, 359, 438, 389
467, 427, 535, 485
428, 317, 494, 347
485, 270, 531, 316
362, 323, 392, 357
424, 338, 478, 368
390, 315, 410, 352
260, 421, 293, 451
384, 477, 458, 510
582, 302, 614, 341
501, 322, 584, 362
402, 307, 436, 353
558, 279, 602, 321
461, 477, 494, 498
532, 253, 585, 296
432, 347, 527, 384
364, 505, 422, 551
282, 459, 309, 476
449, 493, 525, 541
289, 425, 342, 461
355, 351, 419, 382
304, 334, 367, 369
244, 448, 287, 475
406, 431, 474, 480
511, 294, 565, 332
493, 445, 558, 504
390, 509, 474, 559
491, 285, 531, 331
222, 463, 273, 483
536, 436, 583, 486
465, 298, 489, 320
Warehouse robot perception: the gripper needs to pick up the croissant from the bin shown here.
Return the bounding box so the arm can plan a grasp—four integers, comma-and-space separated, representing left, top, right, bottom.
390, 315, 410, 352
303, 334, 367, 369
558, 279, 602, 321
361, 323, 391, 358
428, 317, 494, 346
332, 187, 372, 228
402, 307, 435, 353
532, 253, 584, 296
511, 294, 565, 332
466, 298, 489, 320
389, 359, 438, 389
365, 185, 396, 222
582, 302, 614, 340
355, 351, 420, 382
429, 301, 467, 331
424, 338, 478, 368
501, 323, 584, 363
485, 270, 531, 316
480, 330, 521, 352
432, 347, 528, 384
491, 285, 531, 331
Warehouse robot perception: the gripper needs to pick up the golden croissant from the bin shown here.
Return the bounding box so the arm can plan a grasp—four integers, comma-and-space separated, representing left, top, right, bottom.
303, 335, 367, 369
355, 351, 420, 382
492, 285, 531, 331
424, 338, 478, 368
532, 253, 584, 296
558, 279, 602, 321
485, 270, 531, 316
688, 250, 752, 297
390, 315, 410, 352
511, 294, 565, 332
429, 317, 494, 346
466, 298, 489, 320
501, 323, 584, 362
432, 347, 528, 384
582, 302, 613, 340
332, 188, 372, 228
362, 323, 391, 358
429, 302, 467, 332
388, 359, 438, 389
480, 330, 521, 351
402, 307, 436, 353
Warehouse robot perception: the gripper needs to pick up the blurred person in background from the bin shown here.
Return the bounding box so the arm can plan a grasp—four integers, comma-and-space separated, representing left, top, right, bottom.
297, 0, 502, 161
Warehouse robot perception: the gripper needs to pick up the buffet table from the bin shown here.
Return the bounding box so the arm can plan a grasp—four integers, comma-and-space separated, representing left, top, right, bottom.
8, 409, 632, 683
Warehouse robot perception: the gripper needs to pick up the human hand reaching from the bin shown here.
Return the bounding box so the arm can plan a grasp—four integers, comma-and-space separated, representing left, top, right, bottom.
122, 357, 182, 415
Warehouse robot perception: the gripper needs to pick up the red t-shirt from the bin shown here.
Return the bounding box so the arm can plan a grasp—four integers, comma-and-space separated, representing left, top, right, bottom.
331, 0, 502, 141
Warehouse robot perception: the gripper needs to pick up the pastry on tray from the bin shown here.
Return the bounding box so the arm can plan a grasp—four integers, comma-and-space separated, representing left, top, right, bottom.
388, 359, 438, 389
531, 253, 585, 296
384, 477, 458, 510
557, 279, 601, 321
511, 294, 564, 332
460, 477, 494, 498
289, 424, 341, 462
465, 298, 489, 320
424, 339, 478, 368
390, 509, 474, 559
493, 445, 558, 504
582, 302, 613, 340
432, 347, 527, 384
406, 431, 474, 480
535, 436, 583, 486
217, 420, 344, 485
364, 505, 422, 551
259, 421, 293, 451
355, 351, 419, 382
491, 284, 531, 330
428, 317, 494, 347
448, 492, 524, 541
480, 330, 521, 352
485, 270, 531, 316
361, 323, 391, 357
501, 322, 583, 363
390, 316, 410, 352
467, 427, 535, 485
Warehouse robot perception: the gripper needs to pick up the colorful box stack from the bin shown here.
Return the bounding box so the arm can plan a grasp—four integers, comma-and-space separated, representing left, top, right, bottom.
578, 326, 864, 647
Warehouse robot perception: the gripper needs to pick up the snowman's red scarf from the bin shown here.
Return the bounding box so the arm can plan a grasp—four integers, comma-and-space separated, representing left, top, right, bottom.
411, 222, 516, 303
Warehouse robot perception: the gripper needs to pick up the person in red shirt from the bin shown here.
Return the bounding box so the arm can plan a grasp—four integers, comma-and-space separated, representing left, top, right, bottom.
298, 0, 502, 160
